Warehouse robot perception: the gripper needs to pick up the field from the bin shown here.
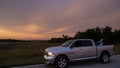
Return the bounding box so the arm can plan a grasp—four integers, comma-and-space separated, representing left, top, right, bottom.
0, 42, 61, 68
0, 42, 119, 68
114, 44, 120, 54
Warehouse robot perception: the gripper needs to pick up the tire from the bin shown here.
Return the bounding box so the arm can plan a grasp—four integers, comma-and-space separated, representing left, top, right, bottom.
55, 56, 68, 68
100, 53, 110, 63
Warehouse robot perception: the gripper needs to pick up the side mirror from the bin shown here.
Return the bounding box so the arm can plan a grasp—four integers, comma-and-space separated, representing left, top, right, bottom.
70, 46, 73, 49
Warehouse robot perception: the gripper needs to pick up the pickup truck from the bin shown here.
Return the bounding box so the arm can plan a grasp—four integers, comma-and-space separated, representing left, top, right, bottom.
44, 39, 113, 68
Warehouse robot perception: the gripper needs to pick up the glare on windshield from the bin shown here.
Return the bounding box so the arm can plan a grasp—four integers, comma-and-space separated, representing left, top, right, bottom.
62, 40, 73, 47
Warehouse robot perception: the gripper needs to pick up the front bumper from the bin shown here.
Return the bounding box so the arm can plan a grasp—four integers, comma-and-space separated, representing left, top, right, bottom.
44, 55, 55, 64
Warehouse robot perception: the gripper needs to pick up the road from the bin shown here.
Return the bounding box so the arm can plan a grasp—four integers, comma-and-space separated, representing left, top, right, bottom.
12, 55, 120, 68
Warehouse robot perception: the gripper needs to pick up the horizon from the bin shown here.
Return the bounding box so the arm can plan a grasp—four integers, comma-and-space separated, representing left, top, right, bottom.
0, 0, 120, 40
0, 26, 119, 40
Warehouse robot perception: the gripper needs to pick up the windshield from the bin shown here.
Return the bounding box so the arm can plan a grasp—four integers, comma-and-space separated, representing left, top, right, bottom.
62, 40, 73, 47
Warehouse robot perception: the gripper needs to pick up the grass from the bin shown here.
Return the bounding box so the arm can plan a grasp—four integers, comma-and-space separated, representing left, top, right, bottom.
0, 42, 61, 68
0, 42, 119, 68
114, 44, 120, 54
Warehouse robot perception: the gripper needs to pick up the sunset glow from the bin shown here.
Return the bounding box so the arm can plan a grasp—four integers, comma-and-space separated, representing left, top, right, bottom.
0, 0, 120, 40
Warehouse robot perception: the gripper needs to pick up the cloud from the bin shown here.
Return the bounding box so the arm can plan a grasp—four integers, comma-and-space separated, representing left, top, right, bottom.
0, 27, 50, 40
18, 24, 42, 33
47, 27, 69, 34
0, 0, 120, 39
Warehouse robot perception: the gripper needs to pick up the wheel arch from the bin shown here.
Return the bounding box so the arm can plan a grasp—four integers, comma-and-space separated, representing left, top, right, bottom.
54, 54, 69, 63
100, 50, 110, 58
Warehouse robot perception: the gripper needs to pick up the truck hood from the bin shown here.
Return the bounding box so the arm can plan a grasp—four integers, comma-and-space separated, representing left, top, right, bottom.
46, 46, 68, 52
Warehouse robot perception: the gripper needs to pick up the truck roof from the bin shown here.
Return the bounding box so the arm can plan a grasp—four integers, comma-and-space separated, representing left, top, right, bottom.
71, 39, 93, 41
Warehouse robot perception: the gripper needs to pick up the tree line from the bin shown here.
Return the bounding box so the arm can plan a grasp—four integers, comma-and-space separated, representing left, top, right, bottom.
49, 26, 120, 45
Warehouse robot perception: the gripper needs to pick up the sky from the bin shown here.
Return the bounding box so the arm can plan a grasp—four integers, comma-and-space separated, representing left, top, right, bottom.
0, 0, 120, 40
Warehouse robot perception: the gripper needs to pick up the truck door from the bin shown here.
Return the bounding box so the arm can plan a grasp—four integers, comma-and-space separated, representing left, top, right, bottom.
69, 40, 85, 59
70, 40, 96, 59
79, 40, 96, 58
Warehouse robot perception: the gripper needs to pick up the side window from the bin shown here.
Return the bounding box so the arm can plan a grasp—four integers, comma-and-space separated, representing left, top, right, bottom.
72, 41, 81, 47
72, 40, 93, 48
81, 40, 93, 47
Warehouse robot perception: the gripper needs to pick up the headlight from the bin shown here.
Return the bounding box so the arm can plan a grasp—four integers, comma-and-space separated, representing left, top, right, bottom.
48, 52, 54, 56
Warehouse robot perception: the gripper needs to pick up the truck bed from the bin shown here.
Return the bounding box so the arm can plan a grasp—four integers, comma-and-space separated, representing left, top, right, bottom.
97, 45, 114, 57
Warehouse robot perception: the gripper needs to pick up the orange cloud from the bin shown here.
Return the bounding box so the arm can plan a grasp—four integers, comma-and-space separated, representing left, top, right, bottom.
19, 24, 42, 33
47, 27, 69, 34
0, 27, 49, 40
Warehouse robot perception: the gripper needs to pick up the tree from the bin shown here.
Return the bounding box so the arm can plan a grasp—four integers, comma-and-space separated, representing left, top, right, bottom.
74, 26, 120, 44
74, 27, 102, 42
102, 26, 113, 44
50, 26, 120, 44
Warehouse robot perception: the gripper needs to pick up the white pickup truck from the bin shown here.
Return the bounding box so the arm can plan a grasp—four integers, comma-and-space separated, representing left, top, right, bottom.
44, 39, 114, 68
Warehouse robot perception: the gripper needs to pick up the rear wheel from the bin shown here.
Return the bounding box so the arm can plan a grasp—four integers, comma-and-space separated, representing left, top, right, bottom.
55, 56, 68, 68
100, 53, 110, 63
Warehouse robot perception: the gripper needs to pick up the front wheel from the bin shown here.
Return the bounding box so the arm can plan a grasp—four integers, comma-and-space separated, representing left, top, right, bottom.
55, 56, 68, 68
100, 53, 110, 63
